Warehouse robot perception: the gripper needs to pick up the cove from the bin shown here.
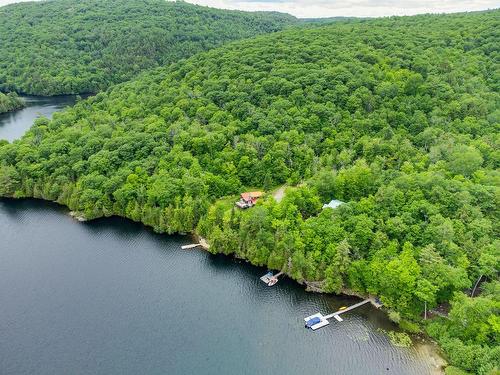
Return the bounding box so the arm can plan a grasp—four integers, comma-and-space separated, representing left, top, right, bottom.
0, 199, 444, 375
0, 95, 82, 141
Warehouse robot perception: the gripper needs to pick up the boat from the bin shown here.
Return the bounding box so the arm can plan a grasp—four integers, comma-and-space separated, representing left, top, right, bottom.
267, 277, 278, 286
305, 316, 321, 328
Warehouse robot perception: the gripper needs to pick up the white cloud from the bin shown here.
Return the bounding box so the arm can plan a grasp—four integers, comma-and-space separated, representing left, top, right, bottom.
0, 0, 32, 5
181, 0, 499, 17
0, 0, 498, 17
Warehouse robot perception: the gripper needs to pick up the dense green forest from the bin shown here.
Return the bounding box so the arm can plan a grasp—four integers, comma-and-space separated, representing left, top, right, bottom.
0, 10, 498, 374
0, 92, 24, 114
0, 0, 296, 95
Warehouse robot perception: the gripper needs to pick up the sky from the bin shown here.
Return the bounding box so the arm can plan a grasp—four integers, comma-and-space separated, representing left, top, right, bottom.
0, 0, 498, 18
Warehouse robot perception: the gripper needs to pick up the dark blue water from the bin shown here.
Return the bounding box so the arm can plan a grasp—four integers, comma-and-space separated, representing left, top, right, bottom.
0, 199, 442, 375
0, 95, 81, 141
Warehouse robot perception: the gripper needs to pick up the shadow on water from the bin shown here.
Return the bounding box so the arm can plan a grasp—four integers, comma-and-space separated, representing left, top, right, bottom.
0, 197, 67, 218
84, 215, 158, 238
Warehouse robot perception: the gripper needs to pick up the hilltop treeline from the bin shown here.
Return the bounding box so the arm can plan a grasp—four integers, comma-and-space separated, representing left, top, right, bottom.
0, 0, 296, 95
0, 11, 498, 374
0, 92, 24, 114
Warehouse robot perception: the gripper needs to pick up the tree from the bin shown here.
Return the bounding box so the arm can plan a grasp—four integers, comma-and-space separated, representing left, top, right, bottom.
324, 239, 352, 293
448, 146, 484, 177
0, 166, 21, 196
414, 279, 438, 318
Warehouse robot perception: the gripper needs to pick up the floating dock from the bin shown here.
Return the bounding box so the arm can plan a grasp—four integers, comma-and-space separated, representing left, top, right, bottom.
304, 313, 330, 330
260, 271, 284, 286
181, 243, 200, 250
260, 272, 273, 283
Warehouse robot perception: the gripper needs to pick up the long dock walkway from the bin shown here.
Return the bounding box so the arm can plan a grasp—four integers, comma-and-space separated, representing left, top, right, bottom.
324, 299, 370, 320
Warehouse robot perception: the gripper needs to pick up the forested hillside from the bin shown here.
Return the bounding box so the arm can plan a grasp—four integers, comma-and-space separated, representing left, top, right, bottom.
0, 10, 498, 374
0, 92, 24, 114
0, 0, 296, 95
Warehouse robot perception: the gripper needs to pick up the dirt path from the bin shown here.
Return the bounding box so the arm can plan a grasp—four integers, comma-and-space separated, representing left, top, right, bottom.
273, 185, 286, 203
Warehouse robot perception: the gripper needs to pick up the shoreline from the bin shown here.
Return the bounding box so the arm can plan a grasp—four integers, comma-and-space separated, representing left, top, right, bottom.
1, 196, 447, 372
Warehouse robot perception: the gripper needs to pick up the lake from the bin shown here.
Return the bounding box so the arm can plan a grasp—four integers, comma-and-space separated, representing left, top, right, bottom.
0, 95, 81, 141
0, 199, 443, 375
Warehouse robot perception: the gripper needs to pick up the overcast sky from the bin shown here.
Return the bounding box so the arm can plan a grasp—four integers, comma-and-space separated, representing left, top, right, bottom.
0, 0, 498, 18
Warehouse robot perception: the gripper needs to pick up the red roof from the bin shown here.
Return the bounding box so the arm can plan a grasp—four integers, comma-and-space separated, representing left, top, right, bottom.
241, 191, 265, 201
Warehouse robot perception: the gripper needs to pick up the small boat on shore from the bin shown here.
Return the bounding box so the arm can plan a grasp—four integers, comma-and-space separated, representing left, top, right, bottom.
267, 277, 278, 286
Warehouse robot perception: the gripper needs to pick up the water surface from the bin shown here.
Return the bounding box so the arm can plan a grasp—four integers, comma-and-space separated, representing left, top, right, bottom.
0, 95, 81, 141
0, 199, 442, 375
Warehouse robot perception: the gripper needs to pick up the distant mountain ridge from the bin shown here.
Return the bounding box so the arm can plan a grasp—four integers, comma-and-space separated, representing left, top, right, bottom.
0, 0, 297, 95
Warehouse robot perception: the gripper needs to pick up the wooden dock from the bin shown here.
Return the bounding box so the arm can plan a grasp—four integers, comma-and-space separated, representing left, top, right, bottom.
181, 243, 200, 250
274, 271, 284, 279
324, 299, 371, 320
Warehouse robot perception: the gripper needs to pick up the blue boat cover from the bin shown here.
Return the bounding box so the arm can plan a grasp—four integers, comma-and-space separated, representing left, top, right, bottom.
306, 317, 321, 327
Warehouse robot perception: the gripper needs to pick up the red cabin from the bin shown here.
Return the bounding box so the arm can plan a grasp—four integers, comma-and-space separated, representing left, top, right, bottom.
235, 191, 264, 209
